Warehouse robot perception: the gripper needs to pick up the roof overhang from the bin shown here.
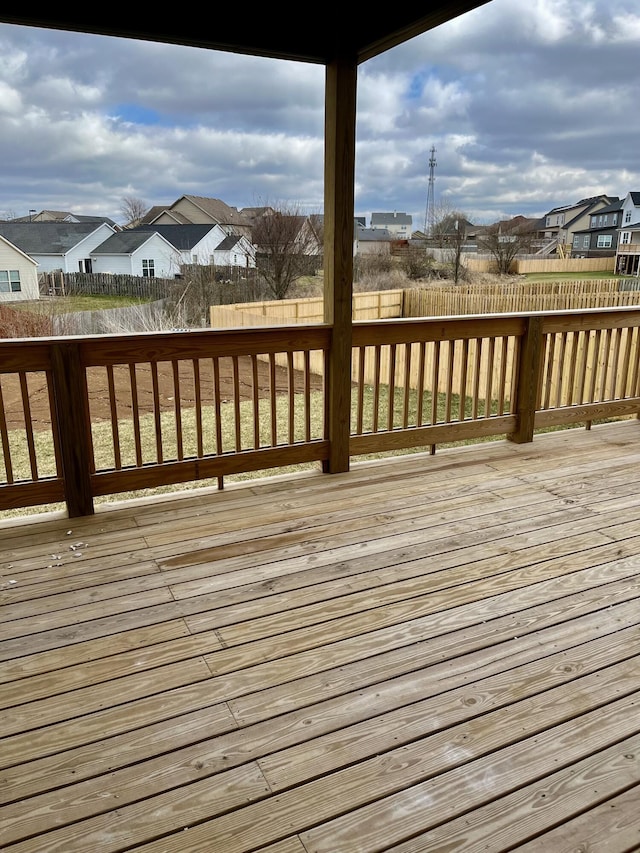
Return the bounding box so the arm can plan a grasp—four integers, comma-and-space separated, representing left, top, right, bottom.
0, 4, 492, 64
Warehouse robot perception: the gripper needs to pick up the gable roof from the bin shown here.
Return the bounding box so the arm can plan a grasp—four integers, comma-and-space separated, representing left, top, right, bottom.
0, 233, 38, 265
628, 192, 640, 206
178, 196, 251, 228
139, 205, 170, 225
215, 234, 246, 251
371, 212, 412, 227
91, 231, 168, 254
9, 210, 117, 226
0, 5, 493, 65
0, 221, 112, 254
131, 224, 219, 250
544, 195, 615, 217
591, 200, 623, 215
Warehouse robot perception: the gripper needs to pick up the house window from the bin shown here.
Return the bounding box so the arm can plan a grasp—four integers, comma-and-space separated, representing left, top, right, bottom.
626, 211, 632, 223
78, 259, 93, 273
0, 270, 21, 293
142, 259, 155, 277
573, 235, 580, 248
613, 214, 618, 225
597, 235, 612, 248
583, 236, 590, 249
621, 232, 631, 244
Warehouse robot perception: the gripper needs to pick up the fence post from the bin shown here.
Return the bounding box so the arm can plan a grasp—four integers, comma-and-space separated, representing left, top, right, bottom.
50, 341, 95, 516
508, 315, 544, 444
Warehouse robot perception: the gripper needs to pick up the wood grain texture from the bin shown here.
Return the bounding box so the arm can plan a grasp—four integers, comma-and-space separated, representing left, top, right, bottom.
2, 421, 640, 852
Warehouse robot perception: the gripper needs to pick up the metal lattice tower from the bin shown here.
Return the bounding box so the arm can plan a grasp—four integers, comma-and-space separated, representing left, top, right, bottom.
424, 145, 437, 236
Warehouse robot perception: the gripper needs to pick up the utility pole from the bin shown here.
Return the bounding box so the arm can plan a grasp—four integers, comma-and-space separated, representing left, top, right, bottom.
424, 145, 436, 236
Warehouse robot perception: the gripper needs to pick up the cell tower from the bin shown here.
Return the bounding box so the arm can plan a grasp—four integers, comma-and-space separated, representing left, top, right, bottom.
424, 145, 437, 236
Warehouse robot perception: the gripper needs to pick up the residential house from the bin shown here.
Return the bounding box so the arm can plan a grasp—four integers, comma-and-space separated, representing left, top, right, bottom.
10, 210, 117, 227
354, 226, 393, 256
145, 195, 252, 238
571, 199, 623, 257
370, 211, 412, 239
0, 221, 116, 273
0, 234, 39, 302
212, 234, 256, 268
616, 192, 640, 276
132, 224, 228, 265
89, 231, 181, 278
538, 195, 618, 253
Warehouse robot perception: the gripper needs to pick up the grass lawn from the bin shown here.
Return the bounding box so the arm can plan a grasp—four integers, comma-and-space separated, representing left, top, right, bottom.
521, 271, 621, 282
12, 295, 152, 313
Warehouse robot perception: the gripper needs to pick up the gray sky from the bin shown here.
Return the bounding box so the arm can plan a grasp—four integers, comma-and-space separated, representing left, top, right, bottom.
1, 0, 639, 228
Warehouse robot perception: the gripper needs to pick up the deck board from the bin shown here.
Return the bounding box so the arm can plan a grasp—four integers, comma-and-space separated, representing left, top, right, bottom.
2, 421, 640, 852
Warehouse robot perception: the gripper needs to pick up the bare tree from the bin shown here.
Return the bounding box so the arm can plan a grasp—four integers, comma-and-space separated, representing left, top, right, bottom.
429, 199, 468, 248
477, 221, 534, 274
252, 203, 321, 299
120, 196, 148, 228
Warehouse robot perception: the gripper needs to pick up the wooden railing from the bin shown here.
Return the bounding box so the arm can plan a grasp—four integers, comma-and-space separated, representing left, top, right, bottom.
617, 244, 640, 254
0, 327, 330, 516
2, 307, 640, 517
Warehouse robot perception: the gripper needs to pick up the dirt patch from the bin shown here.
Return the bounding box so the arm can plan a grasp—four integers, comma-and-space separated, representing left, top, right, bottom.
2, 356, 325, 431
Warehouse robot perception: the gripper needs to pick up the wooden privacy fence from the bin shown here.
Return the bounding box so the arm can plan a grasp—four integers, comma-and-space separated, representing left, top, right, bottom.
464, 257, 616, 274
404, 279, 640, 318
2, 306, 640, 516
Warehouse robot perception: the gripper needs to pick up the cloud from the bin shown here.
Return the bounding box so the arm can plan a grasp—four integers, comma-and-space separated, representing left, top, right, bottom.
1, 1, 639, 226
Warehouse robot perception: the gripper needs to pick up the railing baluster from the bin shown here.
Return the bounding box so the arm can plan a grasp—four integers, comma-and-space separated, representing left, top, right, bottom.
587, 329, 601, 403
172, 360, 183, 461
0, 377, 14, 484
431, 340, 440, 426
304, 350, 311, 444
372, 345, 381, 433
459, 338, 469, 422
609, 327, 622, 399
356, 346, 365, 435
287, 351, 295, 445
129, 363, 143, 468
599, 328, 612, 401
151, 361, 163, 464
232, 355, 241, 452
19, 372, 38, 481
402, 343, 411, 429
106, 365, 122, 469
387, 343, 397, 432
416, 341, 426, 427
498, 337, 508, 416
620, 327, 634, 399
484, 337, 494, 418
445, 339, 455, 423
252, 354, 260, 449
471, 338, 482, 420
193, 358, 203, 458
269, 352, 278, 445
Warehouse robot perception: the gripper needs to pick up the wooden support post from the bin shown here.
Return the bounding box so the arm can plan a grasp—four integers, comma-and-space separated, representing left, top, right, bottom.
324, 56, 357, 473
508, 315, 544, 444
51, 342, 95, 516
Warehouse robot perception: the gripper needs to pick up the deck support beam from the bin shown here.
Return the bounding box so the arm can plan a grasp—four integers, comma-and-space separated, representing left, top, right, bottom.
323, 56, 357, 473
508, 315, 544, 444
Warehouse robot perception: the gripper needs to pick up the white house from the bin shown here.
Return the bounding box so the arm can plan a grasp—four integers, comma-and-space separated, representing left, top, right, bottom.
131, 224, 236, 266
0, 222, 116, 273
370, 212, 412, 239
213, 234, 256, 268
90, 231, 181, 278
0, 234, 39, 302
616, 192, 640, 276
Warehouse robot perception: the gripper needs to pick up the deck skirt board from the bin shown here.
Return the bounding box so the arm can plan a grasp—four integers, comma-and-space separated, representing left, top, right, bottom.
1, 422, 640, 851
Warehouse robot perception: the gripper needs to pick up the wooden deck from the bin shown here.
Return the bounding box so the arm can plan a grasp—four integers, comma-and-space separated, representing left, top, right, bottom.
2, 421, 640, 852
